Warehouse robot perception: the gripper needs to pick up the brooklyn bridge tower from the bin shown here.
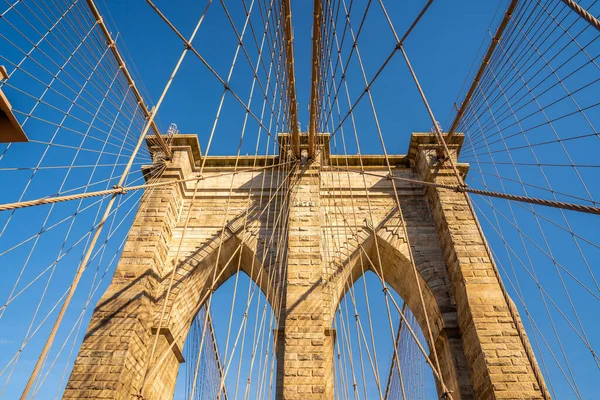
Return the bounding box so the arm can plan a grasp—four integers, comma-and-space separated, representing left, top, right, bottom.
1, 0, 598, 399
63, 132, 548, 400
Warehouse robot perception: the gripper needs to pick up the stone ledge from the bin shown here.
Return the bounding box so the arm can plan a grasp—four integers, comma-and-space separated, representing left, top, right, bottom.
146, 134, 202, 166
407, 131, 465, 162
144, 132, 469, 170
151, 327, 185, 363
409, 132, 469, 178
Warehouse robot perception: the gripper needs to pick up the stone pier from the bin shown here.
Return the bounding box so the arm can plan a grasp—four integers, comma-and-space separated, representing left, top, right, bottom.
63, 132, 547, 400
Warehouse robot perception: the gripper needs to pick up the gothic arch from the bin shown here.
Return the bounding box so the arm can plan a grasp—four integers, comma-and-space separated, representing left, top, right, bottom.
156, 231, 277, 345
64, 134, 547, 400
140, 229, 278, 399
171, 255, 278, 400
331, 229, 474, 399
331, 231, 444, 336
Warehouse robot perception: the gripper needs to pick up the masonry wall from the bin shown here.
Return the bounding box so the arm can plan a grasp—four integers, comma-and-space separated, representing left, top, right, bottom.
275, 160, 334, 399
413, 141, 547, 399
62, 134, 548, 400
63, 159, 185, 400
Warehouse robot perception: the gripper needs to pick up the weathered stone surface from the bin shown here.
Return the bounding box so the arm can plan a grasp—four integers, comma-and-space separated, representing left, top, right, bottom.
63, 133, 547, 400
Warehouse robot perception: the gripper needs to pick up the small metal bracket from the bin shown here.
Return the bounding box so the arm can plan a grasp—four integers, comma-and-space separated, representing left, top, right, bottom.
112, 185, 127, 194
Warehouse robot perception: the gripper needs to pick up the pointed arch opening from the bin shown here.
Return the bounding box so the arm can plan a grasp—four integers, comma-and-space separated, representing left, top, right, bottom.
172, 271, 278, 400
333, 270, 438, 399
330, 230, 474, 399
147, 231, 281, 399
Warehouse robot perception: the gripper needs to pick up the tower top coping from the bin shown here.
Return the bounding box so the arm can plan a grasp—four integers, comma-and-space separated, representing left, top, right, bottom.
145, 132, 466, 168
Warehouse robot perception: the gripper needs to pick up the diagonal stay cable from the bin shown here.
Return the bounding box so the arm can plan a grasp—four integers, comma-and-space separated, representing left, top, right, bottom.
0, 161, 294, 212
16, 2, 213, 396
142, 0, 283, 151
327, 166, 600, 215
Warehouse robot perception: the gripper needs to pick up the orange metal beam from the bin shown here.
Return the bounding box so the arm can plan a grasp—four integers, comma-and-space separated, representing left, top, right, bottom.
0, 65, 28, 143
0, 87, 28, 143
308, 0, 323, 158
282, 0, 300, 158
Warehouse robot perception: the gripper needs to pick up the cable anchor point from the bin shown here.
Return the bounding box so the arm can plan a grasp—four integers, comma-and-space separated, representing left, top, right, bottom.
455, 184, 468, 193
440, 390, 453, 399
112, 185, 127, 194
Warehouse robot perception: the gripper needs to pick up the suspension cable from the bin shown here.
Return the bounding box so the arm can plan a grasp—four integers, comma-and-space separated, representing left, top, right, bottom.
560, 0, 600, 31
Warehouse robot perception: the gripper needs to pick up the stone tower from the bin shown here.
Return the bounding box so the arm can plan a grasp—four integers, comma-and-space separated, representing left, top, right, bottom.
63, 132, 548, 400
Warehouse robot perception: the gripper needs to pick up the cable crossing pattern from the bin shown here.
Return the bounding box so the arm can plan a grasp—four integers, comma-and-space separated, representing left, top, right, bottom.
0, 0, 598, 399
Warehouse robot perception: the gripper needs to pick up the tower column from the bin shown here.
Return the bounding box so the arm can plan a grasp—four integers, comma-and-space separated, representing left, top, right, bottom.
62, 149, 191, 400
276, 158, 334, 399
411, 133, 547, 400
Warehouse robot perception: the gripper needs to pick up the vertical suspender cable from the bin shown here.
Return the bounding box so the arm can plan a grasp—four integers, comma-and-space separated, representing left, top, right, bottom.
308, 0, 323, 158
282, 0, 300, 158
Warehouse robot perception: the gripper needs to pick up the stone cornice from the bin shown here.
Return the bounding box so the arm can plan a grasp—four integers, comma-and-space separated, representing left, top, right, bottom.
144, 132, 470, 173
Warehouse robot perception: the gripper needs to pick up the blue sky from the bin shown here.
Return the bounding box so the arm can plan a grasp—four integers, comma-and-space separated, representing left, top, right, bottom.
0, 0, 599, 398
98, 0, 507, 154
